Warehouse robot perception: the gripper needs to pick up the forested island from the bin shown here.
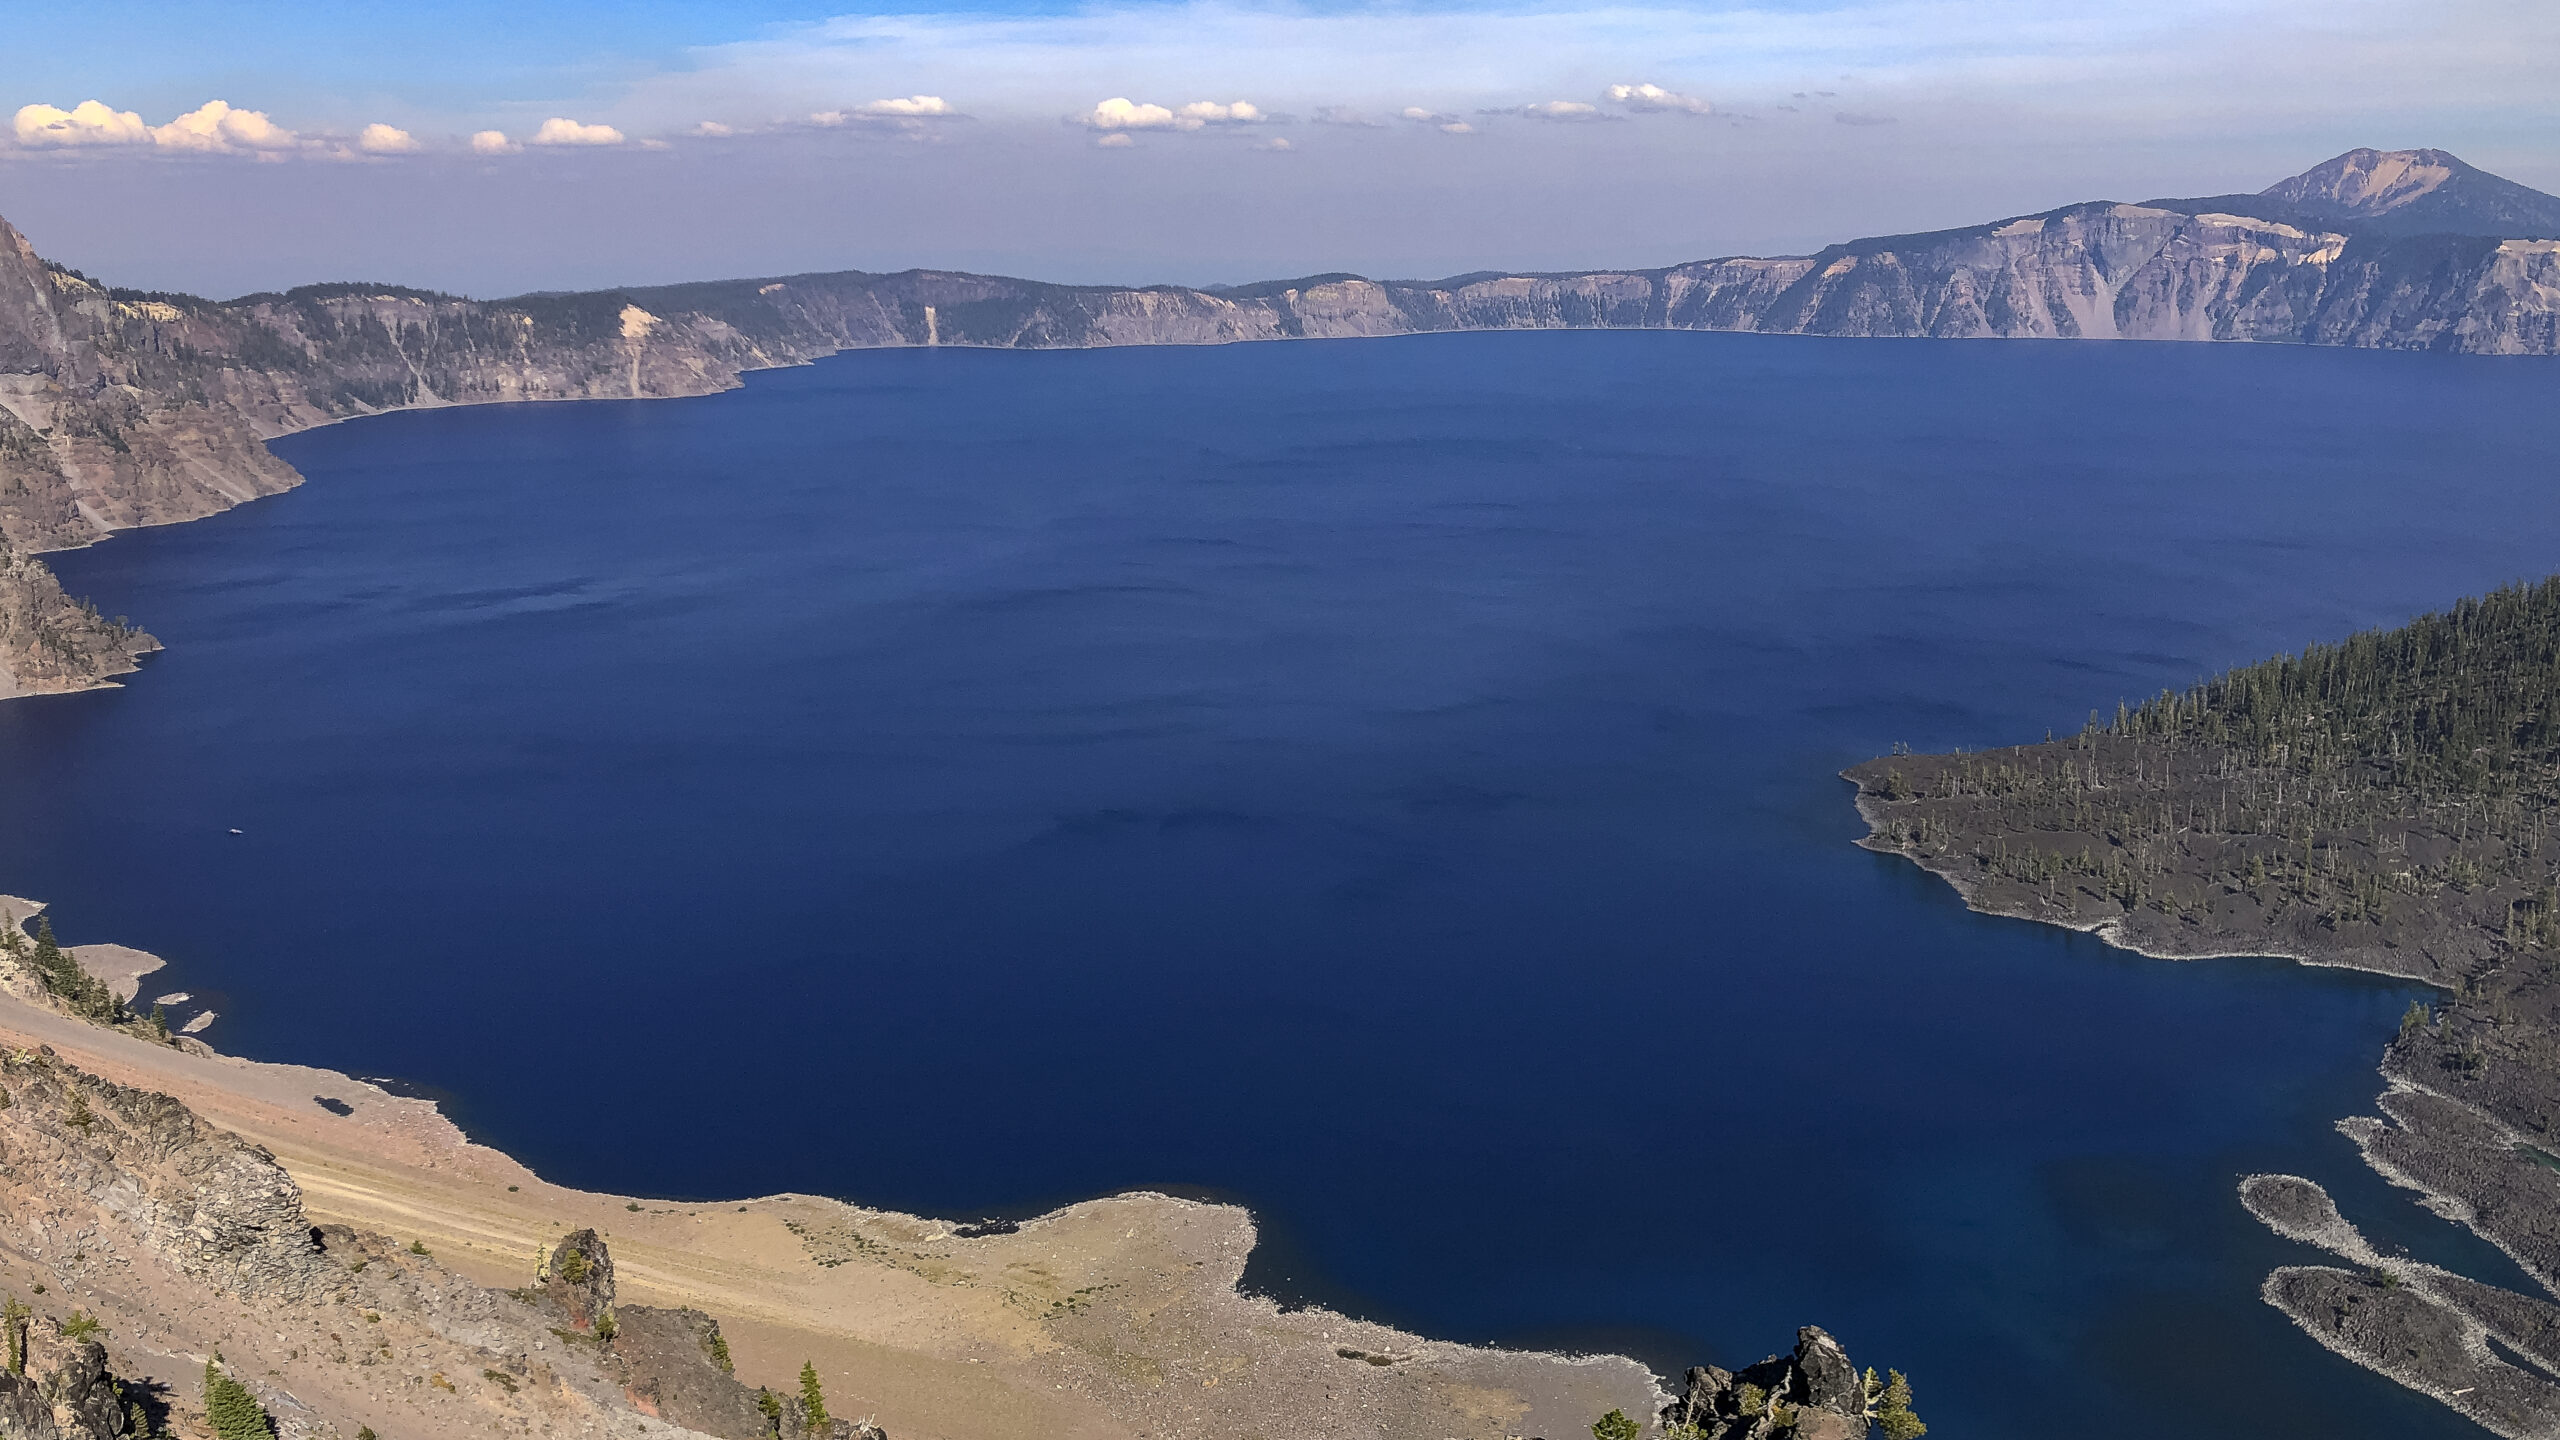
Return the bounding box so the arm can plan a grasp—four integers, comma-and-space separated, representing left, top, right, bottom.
1849, 578, 2560, 1438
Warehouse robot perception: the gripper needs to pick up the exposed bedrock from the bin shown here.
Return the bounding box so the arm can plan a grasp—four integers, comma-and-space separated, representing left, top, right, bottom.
0, 1334, 139, 1440
1661, 1326, 1898, 1440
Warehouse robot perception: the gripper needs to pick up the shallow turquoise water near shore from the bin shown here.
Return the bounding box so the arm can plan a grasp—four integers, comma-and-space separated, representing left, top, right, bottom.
10, 332, 2560, 1436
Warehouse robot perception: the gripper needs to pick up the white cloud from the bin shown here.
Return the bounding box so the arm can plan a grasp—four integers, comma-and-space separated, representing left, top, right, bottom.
1311, 105, 1383, 128
13, 100, 151, 147
1094, 131, 1136, 148
807, 96, 961, 136
596, 0, 2560, 167
1075, 97, 1265, 132
1607, 83, 1714, 116
15, 98, 307, 155
157, 100, 298, 152
1254, 136, 1294, 151
358, 123, 419, 154
1482, 100, 1611, 122
1080, 97, 1179, 131
1176, 100, 1264, 125
1400, 108, 1474, 134
529, 117, 626, 147
693, 121, 736, 137
856, 95, 953, 117
641, 138, 672, 150
470, 129, 521, 155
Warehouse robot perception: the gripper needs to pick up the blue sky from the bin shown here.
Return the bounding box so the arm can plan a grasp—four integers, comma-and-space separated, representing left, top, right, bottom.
3, 1, 2553, 297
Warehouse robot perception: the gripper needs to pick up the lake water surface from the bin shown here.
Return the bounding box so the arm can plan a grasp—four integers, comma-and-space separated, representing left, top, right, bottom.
10, 332, 2560, 1438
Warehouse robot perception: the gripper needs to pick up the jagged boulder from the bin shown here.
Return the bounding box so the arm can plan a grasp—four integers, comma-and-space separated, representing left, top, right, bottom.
1792, 1326, 1862, 1414
538, 1227, 616, 1333
0, 1336, 137, 1439
611, 1305, 771, 1439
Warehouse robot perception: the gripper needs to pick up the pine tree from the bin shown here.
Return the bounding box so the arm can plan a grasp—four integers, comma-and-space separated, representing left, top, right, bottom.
1867, 1367, 1925, 1440
1591, 1409, 1640, 1440
203, 1357, 277, 1440
3, 1295, 28, 1374
799, 1360, 830, 1429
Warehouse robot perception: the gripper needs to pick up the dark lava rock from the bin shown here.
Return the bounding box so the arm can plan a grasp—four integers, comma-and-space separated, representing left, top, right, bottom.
2431, 1271, 2560, 1375
2267, 1266, 2560, 1438
611, 1304, 774, 1440
2238, 1174, 2345, 1241
538, 1227, 616, 1332
1792, 1325, 1862, 1414
1660, 1326, 1871, 1439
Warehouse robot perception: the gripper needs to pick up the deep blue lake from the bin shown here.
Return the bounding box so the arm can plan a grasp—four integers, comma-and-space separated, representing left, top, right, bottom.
8, 331, 2559, 1438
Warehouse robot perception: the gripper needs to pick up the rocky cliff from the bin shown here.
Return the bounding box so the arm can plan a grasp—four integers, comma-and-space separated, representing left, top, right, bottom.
2, 146, 2555, 694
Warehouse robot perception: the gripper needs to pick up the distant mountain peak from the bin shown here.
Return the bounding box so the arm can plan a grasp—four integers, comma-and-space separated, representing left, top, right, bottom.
2259, 148, 2560, 238
2262, 148, 2466, 215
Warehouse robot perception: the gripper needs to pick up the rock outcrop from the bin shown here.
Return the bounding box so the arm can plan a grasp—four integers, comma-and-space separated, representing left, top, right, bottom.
522, 1227, 883, 1440
536, 1228, 615, 1333
0, 1333, 142, 1440
0, 1047, 339, 1305
1660, 1327, 1900, 1440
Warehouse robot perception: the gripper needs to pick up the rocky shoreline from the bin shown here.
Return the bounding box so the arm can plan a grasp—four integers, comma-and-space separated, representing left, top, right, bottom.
1846, 707, 2560, 1434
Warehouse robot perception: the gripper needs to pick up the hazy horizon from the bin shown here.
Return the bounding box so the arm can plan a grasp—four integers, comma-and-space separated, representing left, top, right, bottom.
4, 0, 2555, 299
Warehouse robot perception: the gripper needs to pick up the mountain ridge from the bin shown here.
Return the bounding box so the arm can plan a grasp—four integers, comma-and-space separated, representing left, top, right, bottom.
0, 148, 2556, 692
2259, 146, 2560, 238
